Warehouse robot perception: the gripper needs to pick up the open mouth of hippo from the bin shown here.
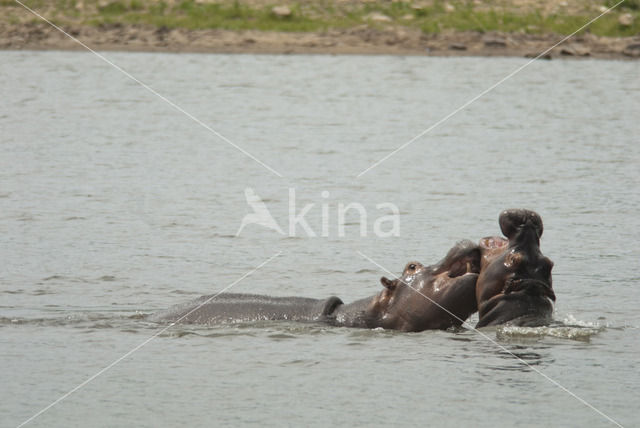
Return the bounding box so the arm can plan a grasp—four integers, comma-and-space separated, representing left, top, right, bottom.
504, 277, 555, 301
431, 240, 481, 278
451, 264, 480, 278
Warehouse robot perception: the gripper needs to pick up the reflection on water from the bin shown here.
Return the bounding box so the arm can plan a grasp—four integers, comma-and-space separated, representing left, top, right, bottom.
490, 346, 553, 372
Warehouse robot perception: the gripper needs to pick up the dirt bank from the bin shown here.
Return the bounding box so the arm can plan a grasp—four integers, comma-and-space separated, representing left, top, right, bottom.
3, 22, 640, 59
2, 0, 639, 58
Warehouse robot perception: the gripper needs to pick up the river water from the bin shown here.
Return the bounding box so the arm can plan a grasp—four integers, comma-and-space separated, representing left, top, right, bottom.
1, 51, 639, 427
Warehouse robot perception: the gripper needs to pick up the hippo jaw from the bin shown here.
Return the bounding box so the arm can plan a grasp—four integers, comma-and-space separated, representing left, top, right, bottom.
477, 244, 554, 304
368, 241, 481, 332
504, 277, 556, 301
476, 209, 556, 327
497, 209, 554, 292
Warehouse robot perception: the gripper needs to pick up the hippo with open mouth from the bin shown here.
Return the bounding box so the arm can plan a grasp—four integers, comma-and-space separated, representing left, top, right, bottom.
150, 241, 481, 332
475, 209, 556, 328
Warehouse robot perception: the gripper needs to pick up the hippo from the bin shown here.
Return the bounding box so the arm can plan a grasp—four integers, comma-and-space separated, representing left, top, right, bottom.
150, 240, 481, 332
475, 209, 556, 328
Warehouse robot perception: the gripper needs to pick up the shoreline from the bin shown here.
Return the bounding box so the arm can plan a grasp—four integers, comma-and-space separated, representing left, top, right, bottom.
3, 23, 640, 59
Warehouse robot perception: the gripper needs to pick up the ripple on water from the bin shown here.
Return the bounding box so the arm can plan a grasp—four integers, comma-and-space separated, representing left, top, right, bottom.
268, 333, 297, 340
354, 268, 379, 274
0, 313, 143, 329
41, 275, 89, 284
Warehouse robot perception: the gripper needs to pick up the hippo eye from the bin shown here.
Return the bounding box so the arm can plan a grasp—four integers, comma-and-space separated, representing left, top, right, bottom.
404, 262, 421, 274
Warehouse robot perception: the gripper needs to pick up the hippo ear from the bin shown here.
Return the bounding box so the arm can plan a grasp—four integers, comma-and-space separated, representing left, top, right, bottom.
380, 276, 397, 290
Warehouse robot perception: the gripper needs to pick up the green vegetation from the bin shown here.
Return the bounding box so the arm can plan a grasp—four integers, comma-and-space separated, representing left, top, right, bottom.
3, 0, 640, 37
607, 0, 640, 10
413, 6, 640, 37
92, 0, 328, 32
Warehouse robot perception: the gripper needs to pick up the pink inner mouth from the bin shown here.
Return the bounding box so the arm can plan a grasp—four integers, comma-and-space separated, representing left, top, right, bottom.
480, 236, 508, 249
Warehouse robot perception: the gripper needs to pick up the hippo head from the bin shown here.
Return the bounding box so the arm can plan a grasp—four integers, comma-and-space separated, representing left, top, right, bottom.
476, 209, 555, 325
367, 241, 481, 332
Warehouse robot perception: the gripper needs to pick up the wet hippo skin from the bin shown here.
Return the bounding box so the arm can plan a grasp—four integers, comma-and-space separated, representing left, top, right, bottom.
150, 241, 481, 332
475, 209, 556, 328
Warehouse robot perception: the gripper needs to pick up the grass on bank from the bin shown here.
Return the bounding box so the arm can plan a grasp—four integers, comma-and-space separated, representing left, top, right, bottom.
3, 0, 640, 37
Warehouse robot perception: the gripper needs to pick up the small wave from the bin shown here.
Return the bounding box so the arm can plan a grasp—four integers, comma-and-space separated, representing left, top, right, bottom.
212, 234, 238, 239
32, 289, 56, 295
128, 312, 149, 320
145, 329, 199, 338
561, 314, 602, 328
355, 268, 378, 274
0, 313, 142, 329
496, 320, 604, 342
41, 275, 88, 283
268, 333, 296, 340
82, 322, 114, 329
169, 289, 202, 295
313, 268, 347, 274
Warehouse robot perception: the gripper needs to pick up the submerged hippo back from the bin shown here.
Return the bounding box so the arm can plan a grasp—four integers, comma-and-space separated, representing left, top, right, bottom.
149, 293, 344, 325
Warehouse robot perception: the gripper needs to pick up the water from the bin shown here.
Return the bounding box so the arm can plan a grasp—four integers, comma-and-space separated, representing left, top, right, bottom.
1, 51, 639, 427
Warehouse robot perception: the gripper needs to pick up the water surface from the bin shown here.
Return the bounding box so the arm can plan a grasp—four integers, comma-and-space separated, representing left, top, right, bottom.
1, 51, 639, 427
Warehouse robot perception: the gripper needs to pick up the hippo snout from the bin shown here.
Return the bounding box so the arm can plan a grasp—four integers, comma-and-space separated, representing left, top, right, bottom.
499, 209, 543, 240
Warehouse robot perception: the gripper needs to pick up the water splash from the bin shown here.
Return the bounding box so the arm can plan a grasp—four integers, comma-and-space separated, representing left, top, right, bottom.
496, 316, 604, 342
